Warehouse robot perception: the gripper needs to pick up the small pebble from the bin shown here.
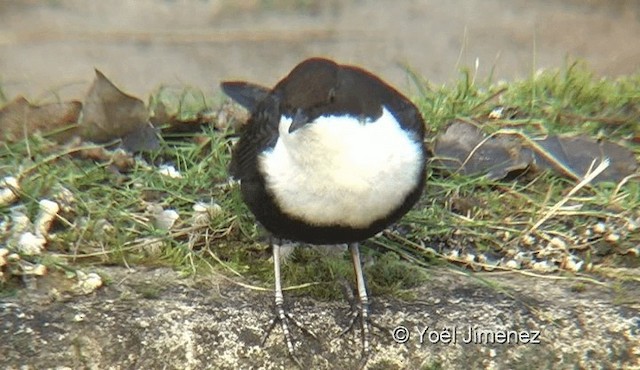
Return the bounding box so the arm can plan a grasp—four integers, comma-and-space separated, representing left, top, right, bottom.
514, 251, 533, 263
21, 263, 47, 276
193, 202, 222, 217
549, 237, 566, 249
158, 164, 182, 179
16, 232, 47, 256
154, 209, 179, 230
73, 271, 103, 295
605, 233, 620, 243
488, 106, 504, 119
0, 176, 20, 206
53, 185, 76, 213
532, 260, 557, 273
593, 222, 606, 234
446, 249, 460, 259
504, 260, 520, 269
142, 238, 164, 257
502, 231, 511, 241
35, 199, 60, 236
521, 234, 535, 246
463, 253, 476, 263
10, 211, 31, 235
0, 248, 8, 267
563, 255, 584, 272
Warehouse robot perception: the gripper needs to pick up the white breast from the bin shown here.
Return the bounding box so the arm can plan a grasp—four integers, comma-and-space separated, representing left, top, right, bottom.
259, 107, 423, 228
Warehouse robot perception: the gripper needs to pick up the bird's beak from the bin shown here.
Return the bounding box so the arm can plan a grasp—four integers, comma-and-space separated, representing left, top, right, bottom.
288, 109, 310, 133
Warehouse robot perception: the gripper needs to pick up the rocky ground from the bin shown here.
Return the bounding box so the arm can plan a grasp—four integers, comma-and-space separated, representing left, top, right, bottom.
2, 266, 639, 369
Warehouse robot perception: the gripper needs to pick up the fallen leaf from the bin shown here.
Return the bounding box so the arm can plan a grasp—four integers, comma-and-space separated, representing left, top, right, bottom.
121, 123, 161, 152
0, 96, 81, 143
79, 69, 158, 152
532, 135, 639, 183
432, 120, 533, 179
65, 138, 136, 173
432, 120, 638, 183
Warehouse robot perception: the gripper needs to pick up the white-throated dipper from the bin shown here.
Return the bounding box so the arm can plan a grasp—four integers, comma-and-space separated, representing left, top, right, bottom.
221, 57, 426, 367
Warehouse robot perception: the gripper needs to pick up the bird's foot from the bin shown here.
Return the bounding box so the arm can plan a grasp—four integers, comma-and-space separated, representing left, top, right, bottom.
261, 302, 317, 368
339, 301, 385, 369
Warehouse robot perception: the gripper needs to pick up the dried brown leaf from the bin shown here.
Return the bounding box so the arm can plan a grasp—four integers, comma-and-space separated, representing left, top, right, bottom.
79, 69, 158, 152
432, 120, 533, 179
532, 135, 638, 183
0, 97, 81, 143
432, 120, 638, 184
66, 140, 136, 173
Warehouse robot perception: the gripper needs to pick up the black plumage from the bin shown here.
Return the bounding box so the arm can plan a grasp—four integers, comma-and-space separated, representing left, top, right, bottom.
224, 57, 426, 244
221, 57, 426, 367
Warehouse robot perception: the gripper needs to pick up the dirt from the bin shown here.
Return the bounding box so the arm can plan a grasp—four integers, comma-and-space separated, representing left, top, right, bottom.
1, 0, 639, 102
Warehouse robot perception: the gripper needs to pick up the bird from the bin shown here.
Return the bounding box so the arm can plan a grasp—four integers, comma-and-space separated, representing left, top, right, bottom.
221, 57, 426, 367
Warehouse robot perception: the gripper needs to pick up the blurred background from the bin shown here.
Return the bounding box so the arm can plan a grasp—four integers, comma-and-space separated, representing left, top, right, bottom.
1, 0, 639, 101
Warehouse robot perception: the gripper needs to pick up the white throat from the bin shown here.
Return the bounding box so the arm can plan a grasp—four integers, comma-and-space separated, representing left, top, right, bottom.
259, 107, 423, 228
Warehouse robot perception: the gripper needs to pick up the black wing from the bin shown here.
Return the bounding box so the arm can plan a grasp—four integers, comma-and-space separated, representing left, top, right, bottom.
220, 81, 271, 112
227, 93, 281, 180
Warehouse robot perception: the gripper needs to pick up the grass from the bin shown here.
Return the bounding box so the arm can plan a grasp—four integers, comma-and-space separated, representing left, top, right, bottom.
0, 61, 639, 300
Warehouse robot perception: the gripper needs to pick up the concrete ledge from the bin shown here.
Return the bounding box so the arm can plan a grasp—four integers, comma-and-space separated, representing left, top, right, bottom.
1, 267, 638, 369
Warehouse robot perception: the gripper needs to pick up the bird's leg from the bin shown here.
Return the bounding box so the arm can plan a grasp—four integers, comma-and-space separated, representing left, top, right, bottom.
261, 239, 316, 367
340, 243, 372, 367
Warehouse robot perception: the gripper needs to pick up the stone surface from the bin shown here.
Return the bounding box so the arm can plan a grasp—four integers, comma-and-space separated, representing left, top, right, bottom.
1, 266, 638, 369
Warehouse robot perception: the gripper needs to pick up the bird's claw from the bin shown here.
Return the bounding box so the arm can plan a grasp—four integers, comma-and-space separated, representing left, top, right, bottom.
340, 302, 372, 368
261, 302, 317, 368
